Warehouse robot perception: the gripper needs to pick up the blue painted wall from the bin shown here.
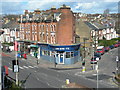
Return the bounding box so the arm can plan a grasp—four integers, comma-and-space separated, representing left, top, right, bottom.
37, 43, 81, 65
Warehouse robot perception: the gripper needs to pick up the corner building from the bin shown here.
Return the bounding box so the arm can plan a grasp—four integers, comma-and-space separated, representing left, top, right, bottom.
18, 5, 81, 65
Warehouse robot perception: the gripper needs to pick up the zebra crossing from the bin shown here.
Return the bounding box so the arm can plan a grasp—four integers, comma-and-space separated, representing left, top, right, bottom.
8, 65, 38, 71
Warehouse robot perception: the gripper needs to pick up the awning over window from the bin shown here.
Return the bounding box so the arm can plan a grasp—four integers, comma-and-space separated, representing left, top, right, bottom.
28, 44, 38, 48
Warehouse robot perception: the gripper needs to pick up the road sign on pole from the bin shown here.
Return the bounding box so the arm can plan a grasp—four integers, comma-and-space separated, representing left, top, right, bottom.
12, 60, 19, 73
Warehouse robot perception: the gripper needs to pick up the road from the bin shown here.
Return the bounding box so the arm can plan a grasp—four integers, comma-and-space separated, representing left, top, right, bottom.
2, 47, 119, 88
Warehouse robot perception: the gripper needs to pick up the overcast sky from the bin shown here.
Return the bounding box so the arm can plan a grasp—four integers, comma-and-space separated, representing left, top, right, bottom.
1, 0, 119, 14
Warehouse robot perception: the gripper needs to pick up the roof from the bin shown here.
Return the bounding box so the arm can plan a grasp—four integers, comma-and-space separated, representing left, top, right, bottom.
84, 21, 107, 30
2, 20, 19, 30
84, 21, 98, 30
18, 9, 62, 23
93, 22, 107, 29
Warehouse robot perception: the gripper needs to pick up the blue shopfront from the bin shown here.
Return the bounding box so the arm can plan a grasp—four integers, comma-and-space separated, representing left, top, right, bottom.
37, 43, 81, 65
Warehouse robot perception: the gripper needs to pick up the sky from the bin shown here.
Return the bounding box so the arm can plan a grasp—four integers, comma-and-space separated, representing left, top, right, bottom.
0, 0, 120, 14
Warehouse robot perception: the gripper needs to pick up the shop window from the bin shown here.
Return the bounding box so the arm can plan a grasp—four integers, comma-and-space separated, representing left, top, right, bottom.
71, 52, 74, 57
42, 50, 44, 55
56, 54, 59, 57
51, 51, 55, 56
66, 52, 70, 58
48, 51, 50, 56
44, 51, 47, 55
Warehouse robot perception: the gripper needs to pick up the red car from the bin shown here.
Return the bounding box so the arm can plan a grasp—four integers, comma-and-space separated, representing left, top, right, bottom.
117, 42, 120, 46
96, 46, 105, 55
104, 47, 110, 52
114, 44, 119, 48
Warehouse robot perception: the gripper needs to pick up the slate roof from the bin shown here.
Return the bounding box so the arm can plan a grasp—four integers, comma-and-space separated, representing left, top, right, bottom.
2, 20, 19, 31
84, 21, 108, 31
84, 21, 98, 30
18, 10, 61, 23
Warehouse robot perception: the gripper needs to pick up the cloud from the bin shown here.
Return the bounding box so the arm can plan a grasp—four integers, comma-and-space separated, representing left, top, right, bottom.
104, 0, 120, 2
1, 0, 118, 14
74, 2, 98, 10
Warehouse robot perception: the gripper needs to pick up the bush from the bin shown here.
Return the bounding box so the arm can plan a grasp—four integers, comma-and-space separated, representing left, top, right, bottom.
98, 37, 120, 47
2, 42, 14, 46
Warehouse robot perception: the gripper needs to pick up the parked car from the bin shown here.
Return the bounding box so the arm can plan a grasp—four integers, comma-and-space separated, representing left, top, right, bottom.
94, 52, 101, 60
104, 47, 110, 52
114, 44, 119, 48
109, 45, 114, 49
96, 46, 105, 55
90, 57, 98, 64
117, 42, 120, 46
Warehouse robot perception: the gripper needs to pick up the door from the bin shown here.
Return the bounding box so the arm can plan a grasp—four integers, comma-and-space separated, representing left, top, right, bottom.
59, 53, 64, 64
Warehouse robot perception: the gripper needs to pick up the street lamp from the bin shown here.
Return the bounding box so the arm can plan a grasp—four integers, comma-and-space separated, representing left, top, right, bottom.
82, 38, 89, 72
96, 57, 99, 89
83, 38, 89, 59
0, 30, 4, 90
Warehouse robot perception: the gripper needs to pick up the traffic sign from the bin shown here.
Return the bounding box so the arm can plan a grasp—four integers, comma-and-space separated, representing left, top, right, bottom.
14, 65, 19, 73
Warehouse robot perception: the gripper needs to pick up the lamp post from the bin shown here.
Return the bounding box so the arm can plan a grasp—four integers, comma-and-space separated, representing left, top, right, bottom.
82, 38, 89, 72
83, 38, 89, 59
96, 57, 99, 89
0, 30, 4, 90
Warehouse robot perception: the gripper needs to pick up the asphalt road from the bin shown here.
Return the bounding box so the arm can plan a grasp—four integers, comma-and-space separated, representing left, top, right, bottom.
2, 47, 120, 88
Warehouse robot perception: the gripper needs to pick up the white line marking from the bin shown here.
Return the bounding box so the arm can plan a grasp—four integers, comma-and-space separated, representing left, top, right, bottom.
23, 66, 29, 69
8, 67, 12, 71
19, 66, 24, 69
28, 66, 34, 68
34, 66, 38, 68
37, 77, 40, 81
93, 74, 97, 75
34, 71, 37, 73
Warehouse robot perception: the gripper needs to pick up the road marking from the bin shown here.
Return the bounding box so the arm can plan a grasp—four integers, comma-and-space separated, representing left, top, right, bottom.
34, 71, 37, 73
28, 66, 34, 68
93, 74, 97, 75
36, 77, 40, 81
8, 67, 12, 71
23, 66, 29, 69
34, 66, 38, 68
19, 66, 24, 69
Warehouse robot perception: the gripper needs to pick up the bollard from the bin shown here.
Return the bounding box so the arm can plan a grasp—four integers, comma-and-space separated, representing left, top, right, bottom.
66, 79, 70, 84
82, 66, 86, 72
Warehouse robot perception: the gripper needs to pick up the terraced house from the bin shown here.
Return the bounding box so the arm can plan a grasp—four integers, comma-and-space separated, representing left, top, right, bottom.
17, 5, 81, 65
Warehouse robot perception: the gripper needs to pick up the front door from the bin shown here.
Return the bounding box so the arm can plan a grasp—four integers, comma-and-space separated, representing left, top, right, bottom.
59, 53, 64, 64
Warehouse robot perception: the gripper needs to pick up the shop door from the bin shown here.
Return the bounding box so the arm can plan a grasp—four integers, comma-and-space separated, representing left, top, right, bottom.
59, 53, 64, 64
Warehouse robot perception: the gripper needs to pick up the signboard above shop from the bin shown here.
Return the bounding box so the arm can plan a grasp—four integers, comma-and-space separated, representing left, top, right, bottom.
50, 44, 80, 51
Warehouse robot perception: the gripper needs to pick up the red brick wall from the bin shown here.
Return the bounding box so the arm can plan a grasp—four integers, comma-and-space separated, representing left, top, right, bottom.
19, 7, 75, 45
57, 8, 75, 45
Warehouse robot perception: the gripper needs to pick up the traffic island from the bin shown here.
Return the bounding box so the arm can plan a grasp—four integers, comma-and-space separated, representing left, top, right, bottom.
62, 82, 93, 90
115, 74, 120, 84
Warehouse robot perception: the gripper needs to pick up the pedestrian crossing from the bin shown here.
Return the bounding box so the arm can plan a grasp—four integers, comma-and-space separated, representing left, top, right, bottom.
8, 65, 38, 71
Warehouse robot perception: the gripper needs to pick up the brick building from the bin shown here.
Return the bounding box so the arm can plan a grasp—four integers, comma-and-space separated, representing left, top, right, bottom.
17, 5, 81, 65
18, 5, 76, 45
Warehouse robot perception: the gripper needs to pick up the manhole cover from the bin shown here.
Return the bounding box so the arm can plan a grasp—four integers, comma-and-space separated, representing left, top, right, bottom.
86, 74, 112, 80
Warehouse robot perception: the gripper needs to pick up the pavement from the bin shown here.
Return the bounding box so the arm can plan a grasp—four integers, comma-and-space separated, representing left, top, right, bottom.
5, 51, 92, 71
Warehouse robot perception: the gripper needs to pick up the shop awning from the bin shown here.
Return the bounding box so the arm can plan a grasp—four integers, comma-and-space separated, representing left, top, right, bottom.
28, 44, 38, 48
